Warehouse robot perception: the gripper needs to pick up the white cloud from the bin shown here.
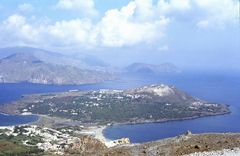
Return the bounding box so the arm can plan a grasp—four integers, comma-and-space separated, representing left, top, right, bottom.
0, 0, 170, 48
157, 0, 191, 14
0, 14, 40, 46
46, 19, 94, 47
50, 0, 170, 47
18, 3, 34, 12
95, 1, 169, 47
0, 0, 238, 49
134, 0, 155, 20
157, 0, 239, 28
56, 0, 98, 17
194, 0, 239, 28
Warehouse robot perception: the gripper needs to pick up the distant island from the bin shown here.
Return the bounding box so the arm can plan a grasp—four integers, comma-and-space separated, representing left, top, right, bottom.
125, 63, 181, 75
0, 52, 115, 85
0, 84, 230, 125
0, 47, 183, 85
0, 46, 109, 70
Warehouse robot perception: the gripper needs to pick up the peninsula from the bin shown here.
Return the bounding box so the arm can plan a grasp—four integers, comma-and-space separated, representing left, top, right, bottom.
0, 84, 230, 125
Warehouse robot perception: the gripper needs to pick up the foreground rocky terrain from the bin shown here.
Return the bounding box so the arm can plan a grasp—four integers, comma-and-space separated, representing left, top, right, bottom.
186, 148, 240, 156
0, 125, 108, 155
1, 125, 240, 156
99, 132, 240, 156
0, 85, 230, 124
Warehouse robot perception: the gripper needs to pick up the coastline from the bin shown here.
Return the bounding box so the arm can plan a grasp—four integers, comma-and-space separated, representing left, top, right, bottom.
0, 109, 231, 130
2, 121, 240, 155
0, 83, 231, 130
105, 110, 231, 127
80, 126, 117, 147
29, 111, 231, 146
0, 106, 231, 127
0, 95, 231, 147
0, 114, 114, 147
30, 115, 116, 147
0, 110, 232, 148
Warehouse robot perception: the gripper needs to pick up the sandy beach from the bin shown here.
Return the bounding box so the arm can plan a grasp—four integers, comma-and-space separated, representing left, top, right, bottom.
80, 126, 117, 147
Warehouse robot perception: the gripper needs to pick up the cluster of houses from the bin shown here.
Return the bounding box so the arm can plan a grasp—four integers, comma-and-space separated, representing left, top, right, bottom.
0, 125, 81, 155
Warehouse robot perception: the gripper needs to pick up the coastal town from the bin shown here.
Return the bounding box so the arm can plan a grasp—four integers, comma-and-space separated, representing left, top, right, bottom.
1, 124, 240, 156
0, 124, 130, 155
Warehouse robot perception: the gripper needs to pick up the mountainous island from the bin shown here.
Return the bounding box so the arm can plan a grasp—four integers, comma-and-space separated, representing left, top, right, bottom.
125, 63, 181, 75
0, 46, 108, 71
1, 84, 230, 124
0, 47, 184, 85
0, 52, 115, 85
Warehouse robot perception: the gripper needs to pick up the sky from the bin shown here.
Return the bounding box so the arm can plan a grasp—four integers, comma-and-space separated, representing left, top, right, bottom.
0, 0, 239, 71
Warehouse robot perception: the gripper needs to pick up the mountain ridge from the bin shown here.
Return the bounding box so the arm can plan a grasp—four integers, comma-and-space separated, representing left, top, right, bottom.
0, 52, 115, 85
0, 46, 108, 71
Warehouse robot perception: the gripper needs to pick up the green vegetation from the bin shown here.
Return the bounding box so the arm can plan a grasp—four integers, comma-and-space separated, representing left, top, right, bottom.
0, 126, 44, 156
0, 129, 7, 134
0, 140, 43, 156
19, 85, 229, 124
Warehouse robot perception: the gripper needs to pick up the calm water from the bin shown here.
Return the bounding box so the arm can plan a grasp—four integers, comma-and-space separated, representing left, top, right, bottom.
104, 72, 240, 143
0, 77, 147, 126
1, 72, 240, 143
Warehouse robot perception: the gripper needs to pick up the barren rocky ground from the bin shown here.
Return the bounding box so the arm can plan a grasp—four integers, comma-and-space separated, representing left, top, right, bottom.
98, 132, 240, 156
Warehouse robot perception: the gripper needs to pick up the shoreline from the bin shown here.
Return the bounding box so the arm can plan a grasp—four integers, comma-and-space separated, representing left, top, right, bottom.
0, 115, 114, 147
30, 115, 116, 147
80, 126, 117, 147
0, 110, 231, 129
0, 99, 231, 147
0, 111, 232, 147
106, 110, 231, 127
0, 108, 231, 127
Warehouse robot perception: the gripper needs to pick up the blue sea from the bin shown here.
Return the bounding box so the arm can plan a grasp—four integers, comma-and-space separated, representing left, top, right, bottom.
1, 72, 240, 143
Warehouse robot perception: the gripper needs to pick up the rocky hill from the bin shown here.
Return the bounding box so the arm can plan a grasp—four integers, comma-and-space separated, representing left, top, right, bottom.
1, 125, 240, 156
100, 132, 240, 156
0, 53, 114, 85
